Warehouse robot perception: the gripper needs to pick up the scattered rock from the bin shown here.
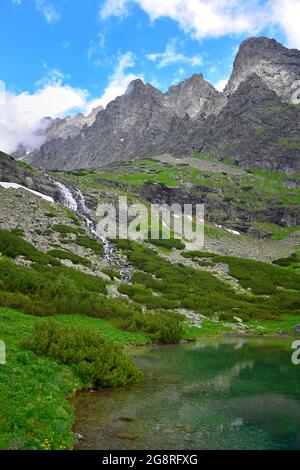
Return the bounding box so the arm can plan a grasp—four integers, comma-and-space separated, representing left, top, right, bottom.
115, 432, 138, 440
294, 324, 300, 333
74, 432, 84, 442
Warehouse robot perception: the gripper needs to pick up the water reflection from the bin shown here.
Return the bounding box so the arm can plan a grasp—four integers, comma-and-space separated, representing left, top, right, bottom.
72, 337, 300, 450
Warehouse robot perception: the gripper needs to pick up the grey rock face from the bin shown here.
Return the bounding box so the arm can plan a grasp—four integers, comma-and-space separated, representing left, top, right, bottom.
191, 74, 300, 174
225, 37, 300, 102
137, 178, 300, 234
0, 151, 60, 199
45, 105, 103, 141
14, 106, 104, 160
163, 73, 225, 118
24, 37, 300, 172
28, 80, 191, 170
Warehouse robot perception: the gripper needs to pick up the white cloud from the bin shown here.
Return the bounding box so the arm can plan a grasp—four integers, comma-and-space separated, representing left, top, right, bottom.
147, 39, 202, 68
35, 0, 61, 23
61, 41, 70, 49
0, 78, 87, 154
86, 52, 142, 112
214, 78, 228, 91
87, 33, 106, 65
100, 0, 266, 39
100, 0, 300, 47
100, 0, 129, 19
11, 0, 22, 5
35, 68, 69, 87
271, 0, 300, 49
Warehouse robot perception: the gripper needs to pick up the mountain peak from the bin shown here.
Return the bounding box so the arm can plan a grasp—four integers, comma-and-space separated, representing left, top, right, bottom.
225, 36, 300, 101
239, 36, 285, 51
164, 72, 223, 118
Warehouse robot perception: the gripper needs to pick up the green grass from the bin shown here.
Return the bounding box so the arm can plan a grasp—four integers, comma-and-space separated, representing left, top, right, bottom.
277, 138, 300, 149
0, 232, 187, 343
0, 229, 59, 266
75, 235, 104, 255
25, 320, 143, 388
148, 236, 185, 250
50, 159, 300, 239
53, 313, 150, 345
0, 308, 83, 450
255, 127, 264, 136
114, 240, 300, 321
52, 224, 81, 235
0, 308, 150, 450
102, 267, 121, 279
51, 159, 204, 191
47, 249, 91, 266
248, 313, 300, 336
272, 252, 300, 270
249, 222, 300, 240
183, 250, 300, 296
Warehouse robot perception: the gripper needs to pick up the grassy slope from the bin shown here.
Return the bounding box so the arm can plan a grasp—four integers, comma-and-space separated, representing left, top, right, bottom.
54, 158, 300, 240
1, 157, 300, 449
0, 308, 150, 450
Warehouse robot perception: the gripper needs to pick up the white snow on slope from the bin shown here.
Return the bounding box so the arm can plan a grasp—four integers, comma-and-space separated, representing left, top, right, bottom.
0, 182, 54, 203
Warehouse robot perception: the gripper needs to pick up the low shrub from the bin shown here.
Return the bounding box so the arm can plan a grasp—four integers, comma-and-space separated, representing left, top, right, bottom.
124, 311, 184, 344
148, 237, 185, 250
48, 249, 91, 266
102, 268, 121, 279
0, 230, 59, 266
24, 321, 143, 387
53, 224, 79, 235
75, 235, 104, 255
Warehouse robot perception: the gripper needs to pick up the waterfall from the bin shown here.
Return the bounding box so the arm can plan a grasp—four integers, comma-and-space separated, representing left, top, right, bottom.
51, 178, 129, 281
52, 179, 78, 211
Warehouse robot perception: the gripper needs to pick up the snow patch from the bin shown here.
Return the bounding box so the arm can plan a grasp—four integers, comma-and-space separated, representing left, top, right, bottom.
0, 182, 54, 203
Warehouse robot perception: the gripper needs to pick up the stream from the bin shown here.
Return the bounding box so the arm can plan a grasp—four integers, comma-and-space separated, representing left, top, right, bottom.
51, 178, 129, 280
71, 337, 300, 450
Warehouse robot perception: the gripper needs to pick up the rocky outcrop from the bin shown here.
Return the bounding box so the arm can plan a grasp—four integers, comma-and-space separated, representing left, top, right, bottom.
28, 80, 191, 170
225, 37, 300, 102
23, 37, 300, 172
163, 73, 225, 118
0, 151, 60, 199
137, 179, 300, 234
45, 105, 103, 141
191, 74, 300, 174
13, 106, 103, 160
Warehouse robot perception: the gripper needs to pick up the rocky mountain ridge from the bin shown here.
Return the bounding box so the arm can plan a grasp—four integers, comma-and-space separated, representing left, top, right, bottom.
20, 37, 300, 173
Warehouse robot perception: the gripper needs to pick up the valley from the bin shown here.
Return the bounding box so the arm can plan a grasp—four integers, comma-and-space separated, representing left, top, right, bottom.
0, 34, 299, 451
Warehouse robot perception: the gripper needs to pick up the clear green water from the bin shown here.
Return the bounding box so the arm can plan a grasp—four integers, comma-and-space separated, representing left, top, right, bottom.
72, 337, 300, 450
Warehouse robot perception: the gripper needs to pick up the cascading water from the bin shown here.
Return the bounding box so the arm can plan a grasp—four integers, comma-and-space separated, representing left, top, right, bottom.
51, 179, 129, 281
52, 180, 78, 212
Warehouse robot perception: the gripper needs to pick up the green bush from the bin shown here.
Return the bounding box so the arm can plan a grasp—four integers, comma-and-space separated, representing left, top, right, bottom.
24, 321, 143, 387
102, 268, 121, 279
48, 249, 91, 266
114, 241, 299, 320
272, 253, 300, 267
0, 257, 108, 316
75, 235, 104, 255
124, 311, 184, 344
148, 237, 185, 250
53, 224, 79, 235
0, 230, 59, 266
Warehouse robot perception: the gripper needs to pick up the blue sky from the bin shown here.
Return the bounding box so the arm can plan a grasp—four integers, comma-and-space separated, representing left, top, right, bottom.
0, 0, 299, 153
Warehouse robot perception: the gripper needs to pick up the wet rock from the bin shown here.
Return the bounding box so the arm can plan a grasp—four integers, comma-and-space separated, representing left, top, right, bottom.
294, 324, 300, 333
115, 432, 139, 440
75, 432, 84, 442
